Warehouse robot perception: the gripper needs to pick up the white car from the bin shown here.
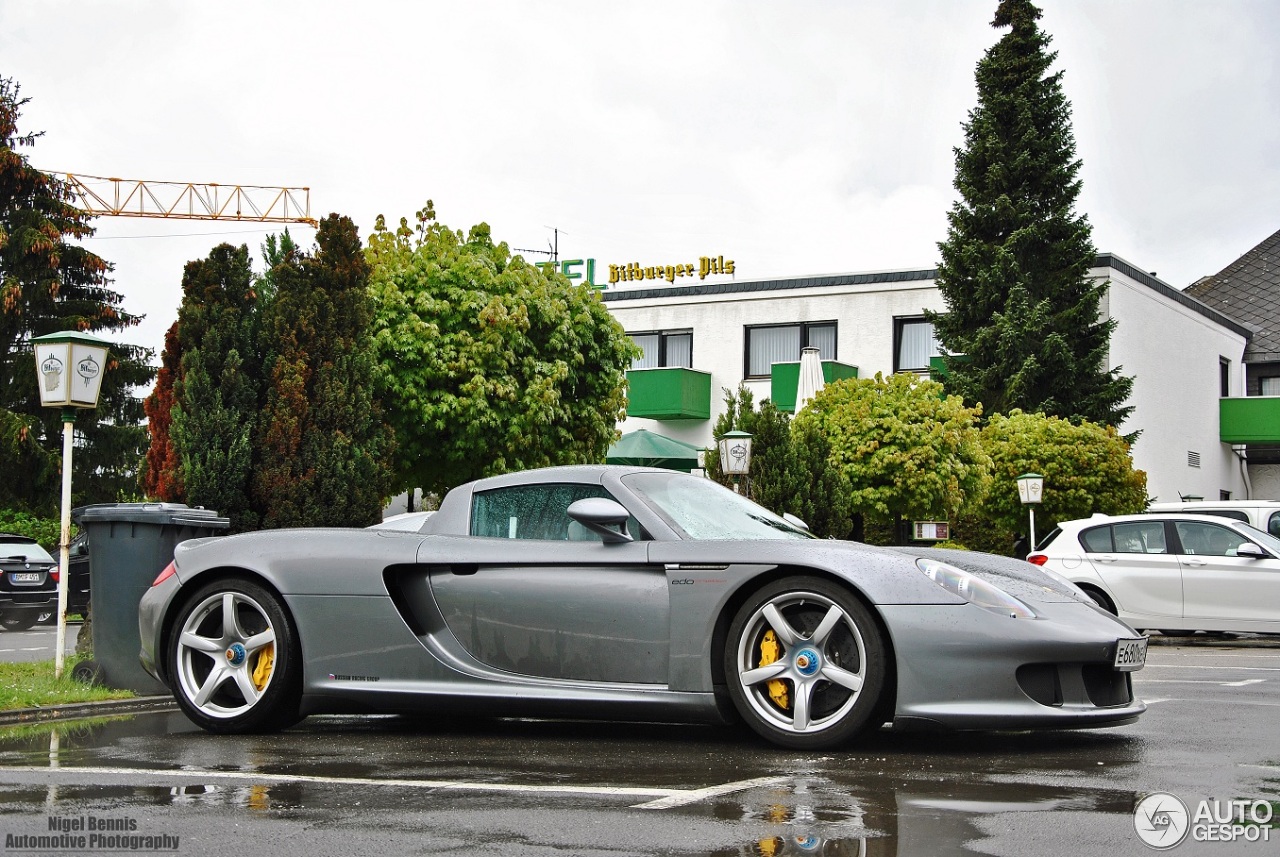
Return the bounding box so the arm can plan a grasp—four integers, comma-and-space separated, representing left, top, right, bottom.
1029, 513, 1280, 635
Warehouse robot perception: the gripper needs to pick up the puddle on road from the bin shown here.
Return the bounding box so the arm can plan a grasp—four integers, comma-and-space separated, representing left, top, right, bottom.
0, 713, 1156, 856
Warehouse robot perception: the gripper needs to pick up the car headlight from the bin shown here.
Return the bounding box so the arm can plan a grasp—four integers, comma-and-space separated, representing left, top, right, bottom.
917, 558, 1037, 618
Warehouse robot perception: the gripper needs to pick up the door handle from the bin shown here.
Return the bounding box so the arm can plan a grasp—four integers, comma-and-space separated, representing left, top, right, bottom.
1182, 559, 1207, 567
1093, 556, 1117, 563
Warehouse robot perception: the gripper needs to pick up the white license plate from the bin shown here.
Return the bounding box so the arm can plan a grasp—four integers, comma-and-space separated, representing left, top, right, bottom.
9, 572, 42, 584
1114, 637, 1148, 671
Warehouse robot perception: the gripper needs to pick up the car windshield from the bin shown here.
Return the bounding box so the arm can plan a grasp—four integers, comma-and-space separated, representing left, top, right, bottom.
0, 539, 54, 563
623, 472, 815, 540
1236, 522, 1280, 555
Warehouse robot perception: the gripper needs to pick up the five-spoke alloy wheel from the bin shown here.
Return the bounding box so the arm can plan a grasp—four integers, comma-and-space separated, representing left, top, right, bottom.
169, 578, 300, 732
725, 576, 886, 749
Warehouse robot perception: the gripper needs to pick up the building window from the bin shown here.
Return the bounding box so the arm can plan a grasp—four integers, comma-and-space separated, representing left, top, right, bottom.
894, 318, 942, 373
744, 322, 836, 378
1220, 357, 1230, 397
629, 330, 692, 369
1262, 377, 1280, 396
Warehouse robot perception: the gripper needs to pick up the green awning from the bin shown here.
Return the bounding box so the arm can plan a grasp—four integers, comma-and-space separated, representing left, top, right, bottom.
606, 429, 702, 471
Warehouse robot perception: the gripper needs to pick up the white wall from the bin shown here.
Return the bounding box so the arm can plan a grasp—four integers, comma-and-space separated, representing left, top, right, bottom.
1101, 260, 1247, 502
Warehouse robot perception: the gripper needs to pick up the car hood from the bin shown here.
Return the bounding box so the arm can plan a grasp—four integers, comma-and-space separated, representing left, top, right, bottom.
889, 545, 1091, 604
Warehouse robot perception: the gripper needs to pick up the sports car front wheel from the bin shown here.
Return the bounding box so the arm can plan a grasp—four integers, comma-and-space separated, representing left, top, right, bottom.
168, 578, 301, 733
725, 577, 886, 750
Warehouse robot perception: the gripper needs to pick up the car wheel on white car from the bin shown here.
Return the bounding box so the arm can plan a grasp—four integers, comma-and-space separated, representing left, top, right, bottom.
724, 576, 887, 750
169, 578, 301, 733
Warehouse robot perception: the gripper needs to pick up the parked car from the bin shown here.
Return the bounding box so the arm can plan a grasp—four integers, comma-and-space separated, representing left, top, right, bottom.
0, 533, 59, 632
368, 511, 435, 532
1146, 500, 1280, 538
139, 465, 1147, 749
1029, 512, 1280, 635
36, 530, 91, 624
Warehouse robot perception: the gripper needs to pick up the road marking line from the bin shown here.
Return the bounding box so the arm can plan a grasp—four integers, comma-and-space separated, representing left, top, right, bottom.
633, 776, 788, 810
1141, 670, 1280, 675
0, 765, 784, 810
1134, 678, 1268, 686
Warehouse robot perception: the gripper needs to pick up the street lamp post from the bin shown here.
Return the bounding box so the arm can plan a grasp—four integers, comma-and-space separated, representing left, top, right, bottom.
32, 331, 110, 679
717, 430, 754, 496
1016, 472, 1045, 553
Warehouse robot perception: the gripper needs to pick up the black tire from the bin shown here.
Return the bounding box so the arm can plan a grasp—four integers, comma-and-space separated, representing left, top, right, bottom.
724, 576, 886, 750
0, 610, 39, 632
71, 659, 103, 686
168, 578, 302, 733
37, 609, 56, 625
1081, 586, 1116, 614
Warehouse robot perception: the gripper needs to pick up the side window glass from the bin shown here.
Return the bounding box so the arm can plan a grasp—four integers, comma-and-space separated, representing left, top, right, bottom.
470, 484, 632, 541
1111, 522, 1167, 554
1176, 521, 1245, 557
1080, 526, 1113, 553
1269, 512, 1280, 539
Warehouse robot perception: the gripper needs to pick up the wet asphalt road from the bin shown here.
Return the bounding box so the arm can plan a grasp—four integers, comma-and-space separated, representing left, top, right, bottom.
0, 621, 80, 662
0, 633, 1277, 856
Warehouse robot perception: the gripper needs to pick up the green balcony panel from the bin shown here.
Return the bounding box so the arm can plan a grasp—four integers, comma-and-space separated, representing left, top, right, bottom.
771, 361, 859, 413
626, 367, 712, 420
1220, 396, 1280, 444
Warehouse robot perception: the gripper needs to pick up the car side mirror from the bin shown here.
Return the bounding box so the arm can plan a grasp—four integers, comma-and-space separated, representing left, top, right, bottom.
567, 498, 634, 544
783, 513, 810, 532
1235, 542, 1269, 560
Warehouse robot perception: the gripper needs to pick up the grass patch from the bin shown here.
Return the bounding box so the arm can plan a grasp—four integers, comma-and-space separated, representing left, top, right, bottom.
0, 657, 134, 711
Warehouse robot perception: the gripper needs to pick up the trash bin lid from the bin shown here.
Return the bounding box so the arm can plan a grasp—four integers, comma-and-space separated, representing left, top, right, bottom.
73, 502, 230, 529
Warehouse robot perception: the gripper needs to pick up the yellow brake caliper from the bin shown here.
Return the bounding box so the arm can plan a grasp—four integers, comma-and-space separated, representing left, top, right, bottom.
251, 644, 275, 691
758, 630, 790, 709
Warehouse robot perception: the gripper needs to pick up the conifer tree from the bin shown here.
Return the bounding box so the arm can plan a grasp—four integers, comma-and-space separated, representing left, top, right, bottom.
0, 76, 153, 509
928, 0, 1132, 429
167, 244, 261, 530
253, 215, 393, 528
141, 322, 183, 501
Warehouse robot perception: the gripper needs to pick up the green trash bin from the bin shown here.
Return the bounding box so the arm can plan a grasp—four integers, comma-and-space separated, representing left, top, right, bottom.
73, 503, 229, 694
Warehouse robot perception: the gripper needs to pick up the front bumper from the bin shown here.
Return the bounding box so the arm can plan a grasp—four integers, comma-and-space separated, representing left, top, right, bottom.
881, 600, 1146, 731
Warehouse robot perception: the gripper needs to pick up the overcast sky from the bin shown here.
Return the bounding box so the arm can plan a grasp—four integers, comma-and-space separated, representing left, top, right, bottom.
3, 1, 1278, 364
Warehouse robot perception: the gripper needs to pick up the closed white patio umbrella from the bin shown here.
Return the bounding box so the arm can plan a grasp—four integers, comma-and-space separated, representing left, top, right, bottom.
796, 346, 825, 413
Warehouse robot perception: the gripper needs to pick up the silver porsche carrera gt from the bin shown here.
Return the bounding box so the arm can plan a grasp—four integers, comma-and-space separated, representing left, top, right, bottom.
138, 465, 1147, 749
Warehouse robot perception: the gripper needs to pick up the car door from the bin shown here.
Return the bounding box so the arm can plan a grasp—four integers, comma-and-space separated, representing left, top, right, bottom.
1172, 519, 1280, 628
425, 482, 670, 685
1080, 520, 1183, 618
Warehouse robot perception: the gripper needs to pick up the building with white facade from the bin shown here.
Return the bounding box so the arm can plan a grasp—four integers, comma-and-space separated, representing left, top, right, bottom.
601, 254, 1252, 504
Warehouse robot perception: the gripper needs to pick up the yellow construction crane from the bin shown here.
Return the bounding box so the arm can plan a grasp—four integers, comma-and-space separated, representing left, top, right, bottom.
60, 172, 317, 226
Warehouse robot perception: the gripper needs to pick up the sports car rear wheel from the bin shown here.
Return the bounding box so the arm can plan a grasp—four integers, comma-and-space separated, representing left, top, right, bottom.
725, 576, 886, 749
169, 578, 301, 733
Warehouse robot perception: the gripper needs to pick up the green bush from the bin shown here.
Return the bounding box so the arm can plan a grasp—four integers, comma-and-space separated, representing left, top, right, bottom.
0, 509, 69, 552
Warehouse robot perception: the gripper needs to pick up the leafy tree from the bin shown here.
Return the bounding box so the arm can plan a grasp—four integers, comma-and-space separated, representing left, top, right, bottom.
927, 0, 1132, 429
253, 215, 393, 527
705, 387, 854, 539
0, 75, 154, 510
966, 409, 1147, 551
366, 202, 636, 496
168, 244, 261, 530
0, 409, 56, 511
805, 373, 989, 543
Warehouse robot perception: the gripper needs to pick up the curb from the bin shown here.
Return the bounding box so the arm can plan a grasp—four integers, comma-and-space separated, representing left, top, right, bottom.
0, 695, 176, 727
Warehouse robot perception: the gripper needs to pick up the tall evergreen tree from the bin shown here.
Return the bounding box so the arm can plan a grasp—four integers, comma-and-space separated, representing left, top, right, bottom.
253, 215, 393, 528
0, 76, 154, 510
141, 322, 183, 500
167, 244, 261, 530
927, 0, 1132, 429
